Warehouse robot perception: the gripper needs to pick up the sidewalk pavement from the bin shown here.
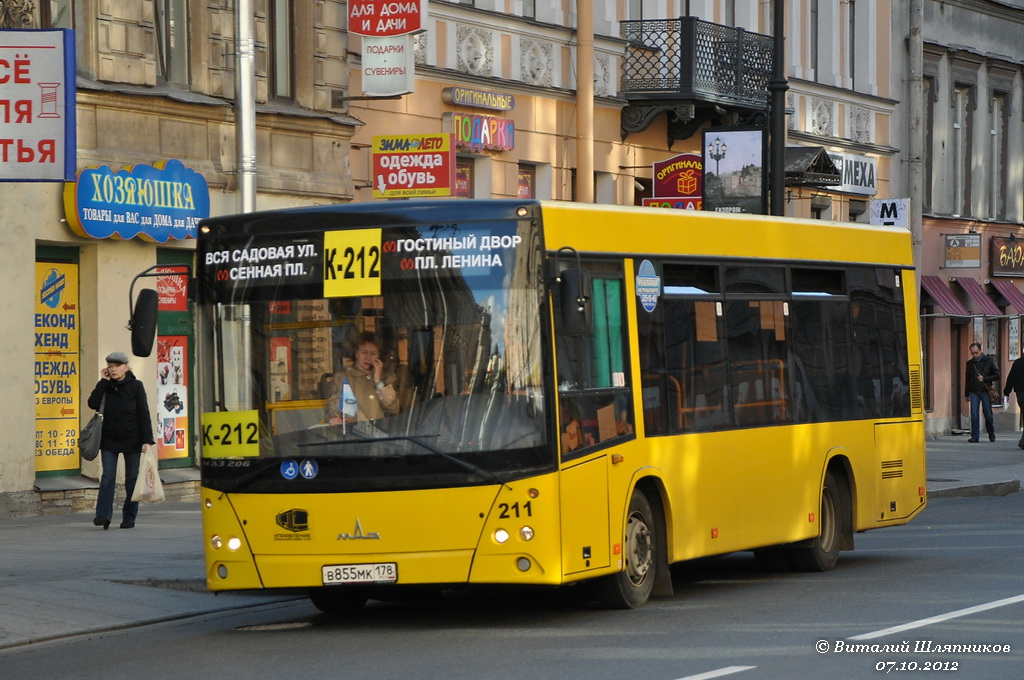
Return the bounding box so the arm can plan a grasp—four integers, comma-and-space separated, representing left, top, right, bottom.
1, 436, 1021, 651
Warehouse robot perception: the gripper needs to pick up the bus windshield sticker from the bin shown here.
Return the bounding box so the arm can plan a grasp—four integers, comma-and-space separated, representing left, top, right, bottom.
636, 259, 661, 312
201, 410, 260, 457
324, 229, 383, 298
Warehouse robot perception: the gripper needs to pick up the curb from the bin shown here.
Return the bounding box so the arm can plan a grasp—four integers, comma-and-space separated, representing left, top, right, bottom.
928, 479, 1022, 499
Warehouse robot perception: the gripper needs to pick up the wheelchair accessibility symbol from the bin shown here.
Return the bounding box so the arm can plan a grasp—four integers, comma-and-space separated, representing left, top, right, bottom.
280, 460, 299, 480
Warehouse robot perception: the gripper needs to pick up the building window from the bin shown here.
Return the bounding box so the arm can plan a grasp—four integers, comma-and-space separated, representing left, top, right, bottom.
455, 161, 474, 198
522, 0, 535, 20
270, 0, 293, 99
518, 165, 535, 199
989, 92, 1007, 220
156, 0, 189, 86
41, 0, 73, 28
810, 0, 819, 82
952, 86, 972, 217
846, 0, 856, 88
627, 0, 641, 21
722, 0, 736, 26
922, 317, 932, 412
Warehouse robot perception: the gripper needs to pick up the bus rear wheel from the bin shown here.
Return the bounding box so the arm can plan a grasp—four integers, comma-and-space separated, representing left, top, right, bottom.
789, 470, 844, 572
308, 587, 368, 614
595, 490, 658, 609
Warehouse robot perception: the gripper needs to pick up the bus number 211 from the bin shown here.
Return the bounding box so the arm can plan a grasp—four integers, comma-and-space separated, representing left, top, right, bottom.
498, 501, 533, 518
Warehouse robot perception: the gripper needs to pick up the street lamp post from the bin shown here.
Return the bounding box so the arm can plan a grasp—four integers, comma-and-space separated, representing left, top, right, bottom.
769, 0, 788, 216
708, 137, 727, 176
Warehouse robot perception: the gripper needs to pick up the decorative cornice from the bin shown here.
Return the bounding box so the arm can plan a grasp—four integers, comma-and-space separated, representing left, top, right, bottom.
0, 0, 37, 29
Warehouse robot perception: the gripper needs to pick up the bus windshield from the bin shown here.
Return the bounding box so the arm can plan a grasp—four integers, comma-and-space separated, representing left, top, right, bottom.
197, 210, 550, 490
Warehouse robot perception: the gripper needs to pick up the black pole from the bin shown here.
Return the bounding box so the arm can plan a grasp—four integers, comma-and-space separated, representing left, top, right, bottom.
769, 0, 788, 216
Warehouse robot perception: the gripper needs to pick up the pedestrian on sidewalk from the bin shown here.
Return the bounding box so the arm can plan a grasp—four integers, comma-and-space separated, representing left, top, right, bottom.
88, 351, 156, 530
1003, 356, 1024, 449
964, 342, 999, 443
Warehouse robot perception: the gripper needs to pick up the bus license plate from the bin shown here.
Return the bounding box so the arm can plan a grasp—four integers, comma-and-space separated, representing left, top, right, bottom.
322, 562, 397, 585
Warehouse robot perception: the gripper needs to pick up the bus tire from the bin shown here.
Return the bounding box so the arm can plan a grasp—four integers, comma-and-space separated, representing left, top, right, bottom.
789, 470, 844, 572
308, 587, 368, 614
595, 490, 658, 609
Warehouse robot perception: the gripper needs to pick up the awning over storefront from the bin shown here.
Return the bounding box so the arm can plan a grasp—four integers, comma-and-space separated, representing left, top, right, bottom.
953, 277, 1003, 316
920, 275, 970, 316
784, 146, 842, 187
990, 279, 1024, 313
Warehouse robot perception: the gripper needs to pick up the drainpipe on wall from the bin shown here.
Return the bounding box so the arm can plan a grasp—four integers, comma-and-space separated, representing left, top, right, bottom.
235, 0, 257, 213
575, 0, 594, 203
908, 0, 924, 276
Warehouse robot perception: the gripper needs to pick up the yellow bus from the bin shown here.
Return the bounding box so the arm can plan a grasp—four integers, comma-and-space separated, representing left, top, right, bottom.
185, 200, 925, 611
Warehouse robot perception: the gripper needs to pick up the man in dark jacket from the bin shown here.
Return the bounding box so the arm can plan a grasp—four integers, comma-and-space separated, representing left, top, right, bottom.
88, 351, 156, 529
1002, 356, 1024, 449
964, 342, 999, 443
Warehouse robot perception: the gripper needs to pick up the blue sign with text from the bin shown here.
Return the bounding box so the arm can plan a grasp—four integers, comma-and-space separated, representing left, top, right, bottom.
64, 159, 210, 241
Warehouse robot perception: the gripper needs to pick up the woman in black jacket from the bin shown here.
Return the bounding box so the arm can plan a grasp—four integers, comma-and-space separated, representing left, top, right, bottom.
88, 351, 156, 529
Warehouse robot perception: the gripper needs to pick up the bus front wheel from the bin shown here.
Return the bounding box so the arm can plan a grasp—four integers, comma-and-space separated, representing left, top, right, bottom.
789, 470, 844, 572
595, 490, 658, 609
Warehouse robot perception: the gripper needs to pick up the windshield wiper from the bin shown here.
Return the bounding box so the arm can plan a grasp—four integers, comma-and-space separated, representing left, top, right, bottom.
300, 433, 504, 485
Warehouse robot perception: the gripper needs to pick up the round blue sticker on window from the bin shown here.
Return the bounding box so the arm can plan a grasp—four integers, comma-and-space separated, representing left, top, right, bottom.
636, 259, 661, 313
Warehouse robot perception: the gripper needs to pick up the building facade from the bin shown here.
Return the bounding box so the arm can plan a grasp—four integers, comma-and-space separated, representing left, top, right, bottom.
0, 0, 904, 515
891, 0, 1024, 435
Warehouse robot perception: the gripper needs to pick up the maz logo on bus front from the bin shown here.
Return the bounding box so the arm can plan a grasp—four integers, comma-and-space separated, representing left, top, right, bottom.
337, 518, 382, 540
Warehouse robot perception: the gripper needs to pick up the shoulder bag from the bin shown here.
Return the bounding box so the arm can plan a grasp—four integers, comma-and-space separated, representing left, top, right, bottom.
976, 369, 1001, 405
79, 395, 105, 462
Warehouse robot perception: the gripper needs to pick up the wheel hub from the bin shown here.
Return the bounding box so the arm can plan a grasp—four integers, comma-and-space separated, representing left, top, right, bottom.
624, 513, 652, 585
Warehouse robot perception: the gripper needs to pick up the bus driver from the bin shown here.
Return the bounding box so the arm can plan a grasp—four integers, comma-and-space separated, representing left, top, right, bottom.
325, 332, 401, 424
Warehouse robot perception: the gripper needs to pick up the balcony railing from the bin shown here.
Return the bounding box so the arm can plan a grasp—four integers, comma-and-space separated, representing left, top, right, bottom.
621, 17, 773, 109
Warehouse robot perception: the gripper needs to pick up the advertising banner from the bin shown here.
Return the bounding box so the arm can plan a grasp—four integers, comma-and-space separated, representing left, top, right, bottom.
372, 133, 455, 198
156, 336, 190, 460
348, 0, 425, 36
652, 152, 702, 202
702, 128, 767, 214
63, 159, 210, 242
34, 262, 80, 472
0, 29, 76, 181
361, 35, 415, 97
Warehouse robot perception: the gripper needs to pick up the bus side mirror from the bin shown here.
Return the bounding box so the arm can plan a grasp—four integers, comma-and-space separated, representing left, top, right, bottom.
129, 288, 159, 357
559, 268, 592, 336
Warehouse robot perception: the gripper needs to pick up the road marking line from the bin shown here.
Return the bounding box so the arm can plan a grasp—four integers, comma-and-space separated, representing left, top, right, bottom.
850, 593, 1024, 641
674, 666, 757, 680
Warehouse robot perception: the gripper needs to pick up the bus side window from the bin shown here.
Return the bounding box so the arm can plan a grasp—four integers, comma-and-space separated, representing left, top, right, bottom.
724, 299, 791, 428
555, 270, 633, 457
664, 299, 726, 432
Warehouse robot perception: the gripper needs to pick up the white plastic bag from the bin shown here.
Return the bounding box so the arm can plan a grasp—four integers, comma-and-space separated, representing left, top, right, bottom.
133, 449, 165, 503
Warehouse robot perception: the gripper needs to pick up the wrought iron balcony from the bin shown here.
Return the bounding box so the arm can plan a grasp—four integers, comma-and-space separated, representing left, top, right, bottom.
620, 17, 774, 143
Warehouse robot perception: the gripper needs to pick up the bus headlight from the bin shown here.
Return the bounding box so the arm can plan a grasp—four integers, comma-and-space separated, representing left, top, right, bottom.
211, 535, 223, 550
519, 526, 535, 541
494, 528, 510, 544
227, 536, 243, 552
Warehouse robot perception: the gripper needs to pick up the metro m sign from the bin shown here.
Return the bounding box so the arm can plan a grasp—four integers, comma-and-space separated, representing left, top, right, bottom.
349, 0, 425, 37
870, 198, 909, 228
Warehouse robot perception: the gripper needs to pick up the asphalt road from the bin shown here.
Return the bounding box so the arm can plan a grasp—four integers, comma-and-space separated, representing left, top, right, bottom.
2, 493, 1020, 680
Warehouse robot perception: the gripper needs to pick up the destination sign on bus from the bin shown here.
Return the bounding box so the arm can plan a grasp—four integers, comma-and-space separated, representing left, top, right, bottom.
201, 224, 522, 301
